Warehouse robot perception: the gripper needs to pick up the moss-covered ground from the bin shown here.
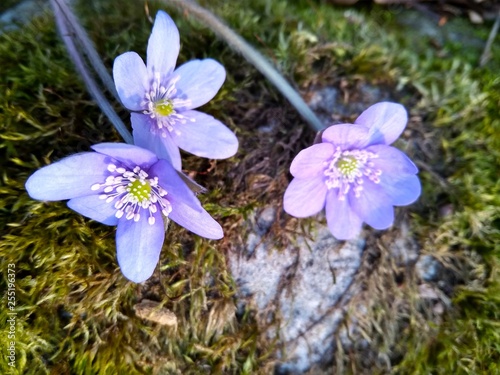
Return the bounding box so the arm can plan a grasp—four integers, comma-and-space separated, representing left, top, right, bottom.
1, 0, 499, 373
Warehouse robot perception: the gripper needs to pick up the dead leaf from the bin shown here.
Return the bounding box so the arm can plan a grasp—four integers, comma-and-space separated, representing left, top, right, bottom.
133, 299, 177, 326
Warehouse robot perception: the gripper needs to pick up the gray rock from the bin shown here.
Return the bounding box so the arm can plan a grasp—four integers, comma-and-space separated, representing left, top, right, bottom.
308, 86, 339, 113
389, 222, 419, 266
256, 206, 276, 234
306, 83, 393, 128
229, 214, 365, 373
0, 0, 48, 34
416, 255, 443, 282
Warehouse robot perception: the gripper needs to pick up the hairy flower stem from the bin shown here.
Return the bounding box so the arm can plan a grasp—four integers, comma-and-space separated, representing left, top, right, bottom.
164, 0, 324, 132
51, 0, 133, 144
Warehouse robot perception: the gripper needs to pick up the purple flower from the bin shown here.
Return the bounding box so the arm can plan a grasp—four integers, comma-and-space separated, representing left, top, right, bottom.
113, 11, 238, 170
283, 102, 421, 240
25, 143, 223, 283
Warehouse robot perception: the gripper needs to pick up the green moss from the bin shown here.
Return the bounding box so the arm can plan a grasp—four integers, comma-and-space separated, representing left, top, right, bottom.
1, 0, 499, 373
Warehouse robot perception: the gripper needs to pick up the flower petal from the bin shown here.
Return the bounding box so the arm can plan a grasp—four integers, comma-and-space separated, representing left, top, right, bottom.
148, 159, 203, 212
172, 59, 226, 110
67, 195, 119, 226
116, 210, 165, 283
91, 143, 157, 170
367, 145, 418, 175
283, 177, 327, 218
131, 113, 182, 170
290, 143, 333, 178
113, 52, 148, 111
366, 145, 421, 205
170, 110, 238, 159
354, 102, 407, 146
325, 190, 363, 240
147, 11, 180, 78
25, 153, 108, 201
321, 124, 370, 150
379, 174, 421, 206
168, 199, 223, 240
350, 180, 394, 230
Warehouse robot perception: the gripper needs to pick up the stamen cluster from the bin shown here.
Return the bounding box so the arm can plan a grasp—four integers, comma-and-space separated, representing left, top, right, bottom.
323, 147, 381, 200
91, 163, 172, 225
142, 73, 193, 136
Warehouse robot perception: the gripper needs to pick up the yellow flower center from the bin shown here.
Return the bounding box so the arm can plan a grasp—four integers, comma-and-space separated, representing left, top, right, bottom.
128, 179, 151, 202
324, 147, 381, 200
336, 156, 358, 176
154, 100, 175, 117
92, 164, 172, 225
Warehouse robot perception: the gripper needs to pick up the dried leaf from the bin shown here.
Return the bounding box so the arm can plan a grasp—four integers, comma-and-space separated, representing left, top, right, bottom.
133, 299, 177, 326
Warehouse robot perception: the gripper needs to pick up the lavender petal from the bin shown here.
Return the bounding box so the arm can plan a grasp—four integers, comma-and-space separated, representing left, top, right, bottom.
379, 174, 421, 206
283, 177, 327, 218
116, 210, 165, 283
325, 190, 363, 240
321, 124, 370, 150
148, 159, 203, 212
367, 145, 418, 175
67, 195, 119, 226
173, 59, 226, 110
290, 143, 333, 179
147, 11, 180, 79
131, 113, 182, 170
25, 153, 109, 201
355, 102, 407, 146
91, 142, 157, 170
113, 52, 148, 111
170, 110, 238, 159
169, 199, 223, 240
350, 180, 395, 230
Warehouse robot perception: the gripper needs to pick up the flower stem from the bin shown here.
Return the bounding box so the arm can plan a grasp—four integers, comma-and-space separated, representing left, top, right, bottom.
163, 0, 324, 132
53, 0, 120, 101
50, 0, 133, 144
480, 9, 500, 67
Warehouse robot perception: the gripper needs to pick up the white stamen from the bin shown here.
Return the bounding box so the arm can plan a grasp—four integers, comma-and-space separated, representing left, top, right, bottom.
91, 164, 173, 226
323, 147, 382, 200
141, 73, 193, 137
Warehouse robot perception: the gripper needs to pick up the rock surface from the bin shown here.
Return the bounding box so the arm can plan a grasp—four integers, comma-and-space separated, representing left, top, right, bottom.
228, 207, 366, 373
0, 0, 48, 34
